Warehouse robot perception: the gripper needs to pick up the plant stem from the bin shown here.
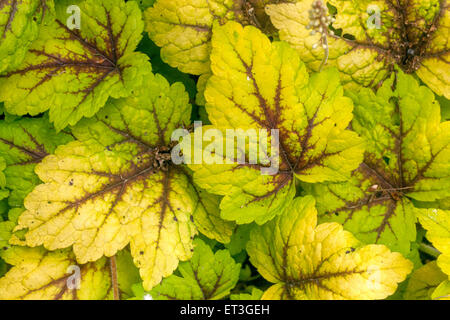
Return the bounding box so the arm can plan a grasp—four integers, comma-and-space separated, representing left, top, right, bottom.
419, 243, 441, 259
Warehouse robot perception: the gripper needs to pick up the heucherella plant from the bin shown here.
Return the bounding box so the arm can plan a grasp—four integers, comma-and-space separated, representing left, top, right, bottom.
247, 196, 413, 299
304, 71, 450, 256
0, 0, 447, 301
187, 22, 365, 225
266, 0, 450, 99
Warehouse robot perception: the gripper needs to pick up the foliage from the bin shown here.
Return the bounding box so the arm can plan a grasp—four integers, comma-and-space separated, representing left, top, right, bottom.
0, 0, 448, 300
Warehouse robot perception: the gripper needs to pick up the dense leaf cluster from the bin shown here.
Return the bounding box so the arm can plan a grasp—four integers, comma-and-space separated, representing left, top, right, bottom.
0, 0, 448, 300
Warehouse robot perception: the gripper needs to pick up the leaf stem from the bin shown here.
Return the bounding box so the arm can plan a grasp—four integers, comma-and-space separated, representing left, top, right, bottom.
419, 243, 441, 259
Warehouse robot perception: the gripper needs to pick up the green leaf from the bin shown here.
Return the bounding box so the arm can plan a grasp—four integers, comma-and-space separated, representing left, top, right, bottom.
189, 22, 364, 224
137, 34, 197, 100
225, 224, 253, 256
133, 0, 155, 11
0, 117, 73, 207
150, 239, 240, 300
305, 71, 450, 255
0, 157, 9, 201
12, 72, 231, 291
191, 183, 236, 244
230, 287, 263, 300
266, 0, 450, 98
0, 0, 151, 131
437, 94, 450, 121
247, 196, 413, 300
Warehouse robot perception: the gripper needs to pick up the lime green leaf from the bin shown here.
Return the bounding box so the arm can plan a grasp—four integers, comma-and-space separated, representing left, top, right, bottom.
0, 208, 25, 247
0, 0, 151, 131
417, 208, 450, 276
128, 283, 147, 300
0, 117, 73, 207
404, 261, 448, 300
247, 196, 413, 300
195, 72, 211, 106
432, 280, 450, 300
150, 239, 240, 300
0, 0, 52, 74
13, 73, 204, 290
437, 94, 450, 121
189, 22, 364, 224
266, 0, 450, 98
133, 0, 155, 11
137, 34, 197, 100
0, 246, 139, 300
305, 71, 450, 255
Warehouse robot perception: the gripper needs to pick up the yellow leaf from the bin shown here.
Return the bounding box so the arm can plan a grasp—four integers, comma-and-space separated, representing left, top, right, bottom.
266, 0, 450, 98
247, 196, 413, 299
404, 261, 448, 300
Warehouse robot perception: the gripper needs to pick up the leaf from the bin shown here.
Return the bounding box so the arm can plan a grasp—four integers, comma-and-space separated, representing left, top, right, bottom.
266, 0, 450, 98
437, 94, 450, 121
225, 224, 253, 255
0, 207, 25, 247
14, 73, 208, 290
0, 117, 73, 207
246, 196, 413, 300
304, 71, 450, 255
188, 22, 364, 224
417, 208, 450, 276
244, 0, 279, 35
0, 157, 9, 201
404, 261, 448, 300
144, 0, 280, 76
133, 0, 155, 11
144, 0, 242, 75
137, 34, 197, 100
149, 239, 240, 300
0, 246, 139, 300
191, 183, 236, 244
0, 0, 52, 74
0, 0, 151, 131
